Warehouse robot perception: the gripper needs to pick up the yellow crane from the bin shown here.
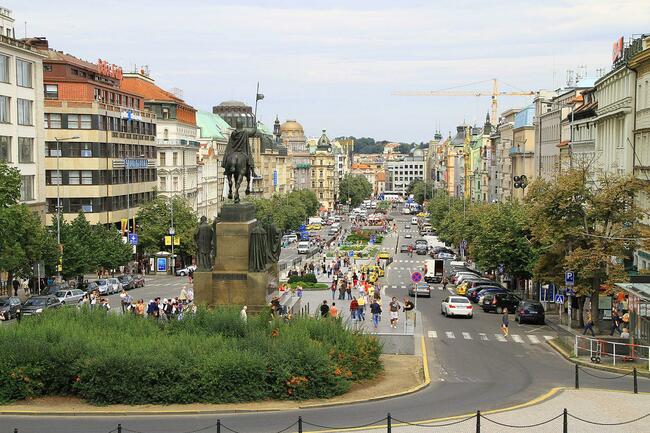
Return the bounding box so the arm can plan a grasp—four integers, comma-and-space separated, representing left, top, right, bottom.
393, 78, 537, 125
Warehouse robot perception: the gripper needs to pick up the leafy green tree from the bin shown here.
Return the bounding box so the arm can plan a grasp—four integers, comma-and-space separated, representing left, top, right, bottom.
93, 225, 133, 272
136, 196, 198, 257
250, 190, 319, 232
59, 214, 94, 278
339, 174, 372, 207
407, 180, 436, 204
397, 143, 413, 154
0, 160, 20, 208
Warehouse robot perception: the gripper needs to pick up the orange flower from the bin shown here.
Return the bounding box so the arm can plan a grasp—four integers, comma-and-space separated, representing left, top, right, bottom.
271, 329, 279, 337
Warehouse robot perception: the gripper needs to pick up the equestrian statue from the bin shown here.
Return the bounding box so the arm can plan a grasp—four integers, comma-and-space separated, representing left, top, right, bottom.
221, 118, 259, 203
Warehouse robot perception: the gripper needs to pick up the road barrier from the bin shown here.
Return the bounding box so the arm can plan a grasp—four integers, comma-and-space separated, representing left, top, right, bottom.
12, 408, 649, 433
574, 335, 650, 371
574, 363, 641, 393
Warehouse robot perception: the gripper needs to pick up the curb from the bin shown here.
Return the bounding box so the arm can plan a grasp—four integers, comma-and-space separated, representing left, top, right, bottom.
0, 338, 431, 416
547, 339, 650, 379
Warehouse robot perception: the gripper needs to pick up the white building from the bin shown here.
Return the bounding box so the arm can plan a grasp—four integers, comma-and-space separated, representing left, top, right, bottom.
0, 7, 47, 220
386, 149, 425, 195
196, 111, 230, 219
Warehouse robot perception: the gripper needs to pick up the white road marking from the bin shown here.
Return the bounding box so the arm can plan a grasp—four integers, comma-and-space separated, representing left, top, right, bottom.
528, 335, 541, 344
445, 331, 455, 339
447, 288, 454, 294
511, 334, 524, 343
428, 330, 437, 339
401, 285, 406, 289
462, 332, 472, 340
543, 335, 554, 341
495, 334, 507, 342
478, 333, 489, 341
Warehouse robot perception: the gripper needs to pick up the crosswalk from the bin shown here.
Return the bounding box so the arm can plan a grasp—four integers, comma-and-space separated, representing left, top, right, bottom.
427, 330, 554, 344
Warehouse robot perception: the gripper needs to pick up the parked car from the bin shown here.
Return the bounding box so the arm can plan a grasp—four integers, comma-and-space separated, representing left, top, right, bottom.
481, 292, 521, 314
475, 287, 509, 304
466, 285, 502, 302
515, 300, 546, 324
107, 277, 123, 294
43, 282, 70, 296
94, 279, 112, 295
175, 265, 196, 276
409, 282, 431, 298
118, 275, 135, 291
131, 274, 145, 288
457, 279, 502, 295
21, 296, 61, 316
405, 233, 412, 239
441, 296, 473, 318
0, 296, 21, 321
55, 289, 86, 305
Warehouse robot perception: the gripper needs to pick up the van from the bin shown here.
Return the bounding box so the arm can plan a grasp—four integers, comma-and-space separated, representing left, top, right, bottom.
402, 207, 411, 215
411, 216, 418, 225
424, 259, 445, 283
308, 217, 323, 226
331, 222, 341, 231
297, 241, 310, 254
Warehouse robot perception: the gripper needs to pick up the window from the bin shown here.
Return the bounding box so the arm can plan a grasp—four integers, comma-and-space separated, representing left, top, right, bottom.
16, 59, 33, 88
173, 152, 178, 166
50, 171, 62, 185
43, 64, 52, 72
68, 171, 80, 185
0, 54, 8, 83
80, 143, 92, 157
18, 137, 33, 163
80, 114, 91, 129
0, 95, 9, 123
20, 175, 34, 201
159, 176, 166, 190
162, 108, 169, 120
68, 114, 79, 129
17, 99, 33, 125
172, 177, 178, 191
44, 113, 61, 129
159, 152, 166, 166
81, 170, 92, 185
0, 136, 10, 161
44, 84, 58, 99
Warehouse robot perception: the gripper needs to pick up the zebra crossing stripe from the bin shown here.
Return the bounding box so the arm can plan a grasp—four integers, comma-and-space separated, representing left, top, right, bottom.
428, 331, 437, 339
528, 335, 541, 344
478, 333, 489, 341
401, 285, 406, 289
511, 335, 524, 343
462, 332, 472, 340
495, 334, 506, 342
445, 331, 455, 339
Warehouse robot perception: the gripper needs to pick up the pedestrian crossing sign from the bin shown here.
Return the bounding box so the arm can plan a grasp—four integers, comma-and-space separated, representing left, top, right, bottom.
555, 294, 565, 304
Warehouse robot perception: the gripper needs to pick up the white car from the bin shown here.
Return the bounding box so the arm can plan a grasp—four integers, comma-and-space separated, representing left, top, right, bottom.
107, 277, 122, 294
175, 265, 197, 276
55, 289, 86, 305
441, 296, 473, 318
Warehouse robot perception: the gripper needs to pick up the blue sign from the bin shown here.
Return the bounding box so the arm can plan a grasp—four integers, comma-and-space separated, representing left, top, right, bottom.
461, 239, 468, 248
299, 224, 306, 232
127, 110, 132, 121
348, 251, 354, 257
124, 158, 148, 169
555, 294, 565, 304
411, 271, 423, 283
273, 170, 278, 186
156, 257, 167, 272
565, 288, 575, 296
498, 264, 505, 274
369, 239, 375, 245
565, 271, 575, 286
128, 233, 138, 245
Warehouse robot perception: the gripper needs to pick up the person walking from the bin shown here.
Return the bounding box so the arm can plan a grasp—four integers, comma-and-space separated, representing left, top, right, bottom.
610, 308, 622, 336
329, 302, 339, 319
370, 298, 382, 329
179, 286, 188, 304
583, 310, 595, 337
320, 300, 330, 318
501, 308, 510, 337
350, 297, 358, 321
330, 282, 337, 300
389, 297, 401, 329
240, 305, 248, 322
357, 294, 366, 321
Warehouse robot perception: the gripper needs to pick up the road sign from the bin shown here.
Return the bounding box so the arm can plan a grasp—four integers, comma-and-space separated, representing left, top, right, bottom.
128, 233, 138, 245
498, 264, 505, 274
169, 227, 176, 236
461, 239, 468, 248
411, 271, 423, 283
565, 271, 575, 286
555, 294, 565, 304
565, 288, 575, 296
348, 250, 354, 257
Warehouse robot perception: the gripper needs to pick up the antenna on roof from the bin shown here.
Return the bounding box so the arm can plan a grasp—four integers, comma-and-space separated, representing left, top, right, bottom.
171, 87, 183, 99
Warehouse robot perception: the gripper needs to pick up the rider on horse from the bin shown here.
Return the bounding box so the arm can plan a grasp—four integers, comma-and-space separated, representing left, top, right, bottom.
221, 118, 259, 179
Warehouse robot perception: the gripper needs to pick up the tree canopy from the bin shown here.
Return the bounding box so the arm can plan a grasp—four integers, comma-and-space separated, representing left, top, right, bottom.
136, 196, 198, 257
249, 189, 320, 232
339, 174, 373, 208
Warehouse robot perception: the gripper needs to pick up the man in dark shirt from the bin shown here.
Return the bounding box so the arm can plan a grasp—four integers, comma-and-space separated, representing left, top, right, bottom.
403, 297, 414, 311
320, 300, 330, 318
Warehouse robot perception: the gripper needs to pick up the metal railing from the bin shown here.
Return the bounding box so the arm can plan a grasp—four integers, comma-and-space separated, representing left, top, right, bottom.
574, 335, 650, 370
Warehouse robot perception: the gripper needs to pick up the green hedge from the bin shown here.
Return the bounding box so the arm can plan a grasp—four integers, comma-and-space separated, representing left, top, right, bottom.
288, 273, 317, 284
0, 308, 382, 405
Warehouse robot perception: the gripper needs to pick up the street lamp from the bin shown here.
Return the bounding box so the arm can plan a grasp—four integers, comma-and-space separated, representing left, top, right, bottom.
54, 136, 79, 281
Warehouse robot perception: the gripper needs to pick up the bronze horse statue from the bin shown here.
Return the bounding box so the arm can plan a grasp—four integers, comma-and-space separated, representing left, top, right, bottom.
221, 119, 258, 203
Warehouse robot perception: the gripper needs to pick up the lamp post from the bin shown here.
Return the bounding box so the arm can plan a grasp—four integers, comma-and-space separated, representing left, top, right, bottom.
54, 136, 79, 281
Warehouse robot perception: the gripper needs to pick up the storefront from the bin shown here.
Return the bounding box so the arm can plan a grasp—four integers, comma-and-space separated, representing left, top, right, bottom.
614, 281, 650, 345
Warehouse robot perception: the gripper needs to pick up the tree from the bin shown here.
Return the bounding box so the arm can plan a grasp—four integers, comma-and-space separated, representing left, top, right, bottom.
407, 180, 435, 205
339, 174, 372, 208
249, 190, 320, 232
397, 143, 413, 155
0, 160, 20, 208
93, 224, 133, 272
136, 196, 198, 257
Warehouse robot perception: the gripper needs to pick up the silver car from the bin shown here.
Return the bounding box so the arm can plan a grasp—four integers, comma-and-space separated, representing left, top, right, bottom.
55, 289, 86, 305
94, 279, 114, 295
107, 278, 122, 294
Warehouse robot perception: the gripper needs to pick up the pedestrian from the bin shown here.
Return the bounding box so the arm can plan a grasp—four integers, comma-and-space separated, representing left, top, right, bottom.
240, 305, 248, 322
329, 302, 338, 319
320, 300, 330, 318
583, 310, 595, 337
119, 290, 129, 313
134, 299, 145, 316
403, 297, 414, 312
501, 308, 509, 337
346, 282, 352, 300
357, 295, 366, 321
610, 308, 622, 336
179, 286, 188, 304
12, 279, 19, 297
350, 297, 358, 321
442, 277, 448, 291
370, 298, 382, 328
389, 297, 401, 329
186, 286, 194, 304
330, 282, 337, 300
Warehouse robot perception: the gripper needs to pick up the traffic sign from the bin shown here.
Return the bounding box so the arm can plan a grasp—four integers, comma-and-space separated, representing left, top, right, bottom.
128, 233, 139, 245
555, 294, 565, 304
348, 250, 354, 257
565, 271, 575, 286
461, 239, 468, 248
411, 271, 423, 283
498, 263, 505, 274
565, 288, 575, 296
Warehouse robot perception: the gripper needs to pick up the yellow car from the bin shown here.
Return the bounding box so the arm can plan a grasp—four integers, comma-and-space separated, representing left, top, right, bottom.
378, 251, 391, 260
368, 272, 379, 284
307, 224, 321, 231
455, 282, 469, 296
361, 265, 385, 278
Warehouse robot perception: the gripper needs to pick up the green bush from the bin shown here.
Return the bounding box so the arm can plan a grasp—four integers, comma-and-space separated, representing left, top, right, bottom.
288, 273, 317, 284
0, 307, 381, 405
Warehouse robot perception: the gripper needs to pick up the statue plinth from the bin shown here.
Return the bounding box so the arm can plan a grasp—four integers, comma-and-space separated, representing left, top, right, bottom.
194, 203, 277, 313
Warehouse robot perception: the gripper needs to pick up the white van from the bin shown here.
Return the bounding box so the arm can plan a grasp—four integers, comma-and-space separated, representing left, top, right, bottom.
297, 241, 310, 254
331, 222, 341, 231
308, 217, 323, 225
411, 216, 418, 225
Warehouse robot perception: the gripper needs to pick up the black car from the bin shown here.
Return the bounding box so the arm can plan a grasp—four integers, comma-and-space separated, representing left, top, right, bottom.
515, 300, 546, 324
42, 282, 70, 296
468, 286, 507, 303
21, 296, 61, 316
118, 275, 135, 290
131, 274, 145, 288
481, 293, 521, 314
0, 296, 21, 321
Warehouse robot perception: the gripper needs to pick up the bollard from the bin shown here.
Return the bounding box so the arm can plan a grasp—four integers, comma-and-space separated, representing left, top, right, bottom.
574, 364, 579, 389
216, 419, 221, 433
117, 424, 122, 433
563, 408, 568, 433
298, 416, 303, 433
387, 412, 391, 433
476, 410, 481, 433
634, 368, 638, 394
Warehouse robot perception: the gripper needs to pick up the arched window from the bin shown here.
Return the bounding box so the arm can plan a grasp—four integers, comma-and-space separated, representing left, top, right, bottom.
163, 128, 169, 140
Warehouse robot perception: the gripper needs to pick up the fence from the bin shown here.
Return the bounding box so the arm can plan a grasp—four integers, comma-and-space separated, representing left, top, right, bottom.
9, 409, 650, 433
574, 335, 650, 370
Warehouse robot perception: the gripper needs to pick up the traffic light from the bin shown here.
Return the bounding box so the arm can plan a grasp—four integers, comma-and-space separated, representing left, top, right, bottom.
513, 175, 528, 189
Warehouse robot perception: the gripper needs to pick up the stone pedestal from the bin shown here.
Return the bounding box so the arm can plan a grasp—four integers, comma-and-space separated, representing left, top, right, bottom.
194, 203, 277, 312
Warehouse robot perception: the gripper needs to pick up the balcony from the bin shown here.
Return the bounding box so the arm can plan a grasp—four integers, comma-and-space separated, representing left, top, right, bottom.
155, 139, 200, 148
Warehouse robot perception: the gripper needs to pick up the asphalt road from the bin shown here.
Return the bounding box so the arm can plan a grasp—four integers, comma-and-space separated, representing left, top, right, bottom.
5, 211, 649, 433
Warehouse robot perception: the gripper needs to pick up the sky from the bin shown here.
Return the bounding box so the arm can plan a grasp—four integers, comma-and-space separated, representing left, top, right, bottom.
12, 0, 650, 142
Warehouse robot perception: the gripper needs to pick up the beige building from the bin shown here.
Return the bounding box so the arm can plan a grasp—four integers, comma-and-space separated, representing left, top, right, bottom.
0, 8, 47, 220
280, 119, 310, 192
195, 111, 230, 219
493, 109, 518, 202
311, 130, 336, 210
511, 105, 536, 201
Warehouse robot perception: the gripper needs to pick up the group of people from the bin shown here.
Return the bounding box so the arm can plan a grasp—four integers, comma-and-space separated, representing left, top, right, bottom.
319, 293, 414, 330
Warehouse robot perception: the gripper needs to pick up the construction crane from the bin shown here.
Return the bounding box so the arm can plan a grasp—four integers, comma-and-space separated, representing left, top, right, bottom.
393, 78, 537, 125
